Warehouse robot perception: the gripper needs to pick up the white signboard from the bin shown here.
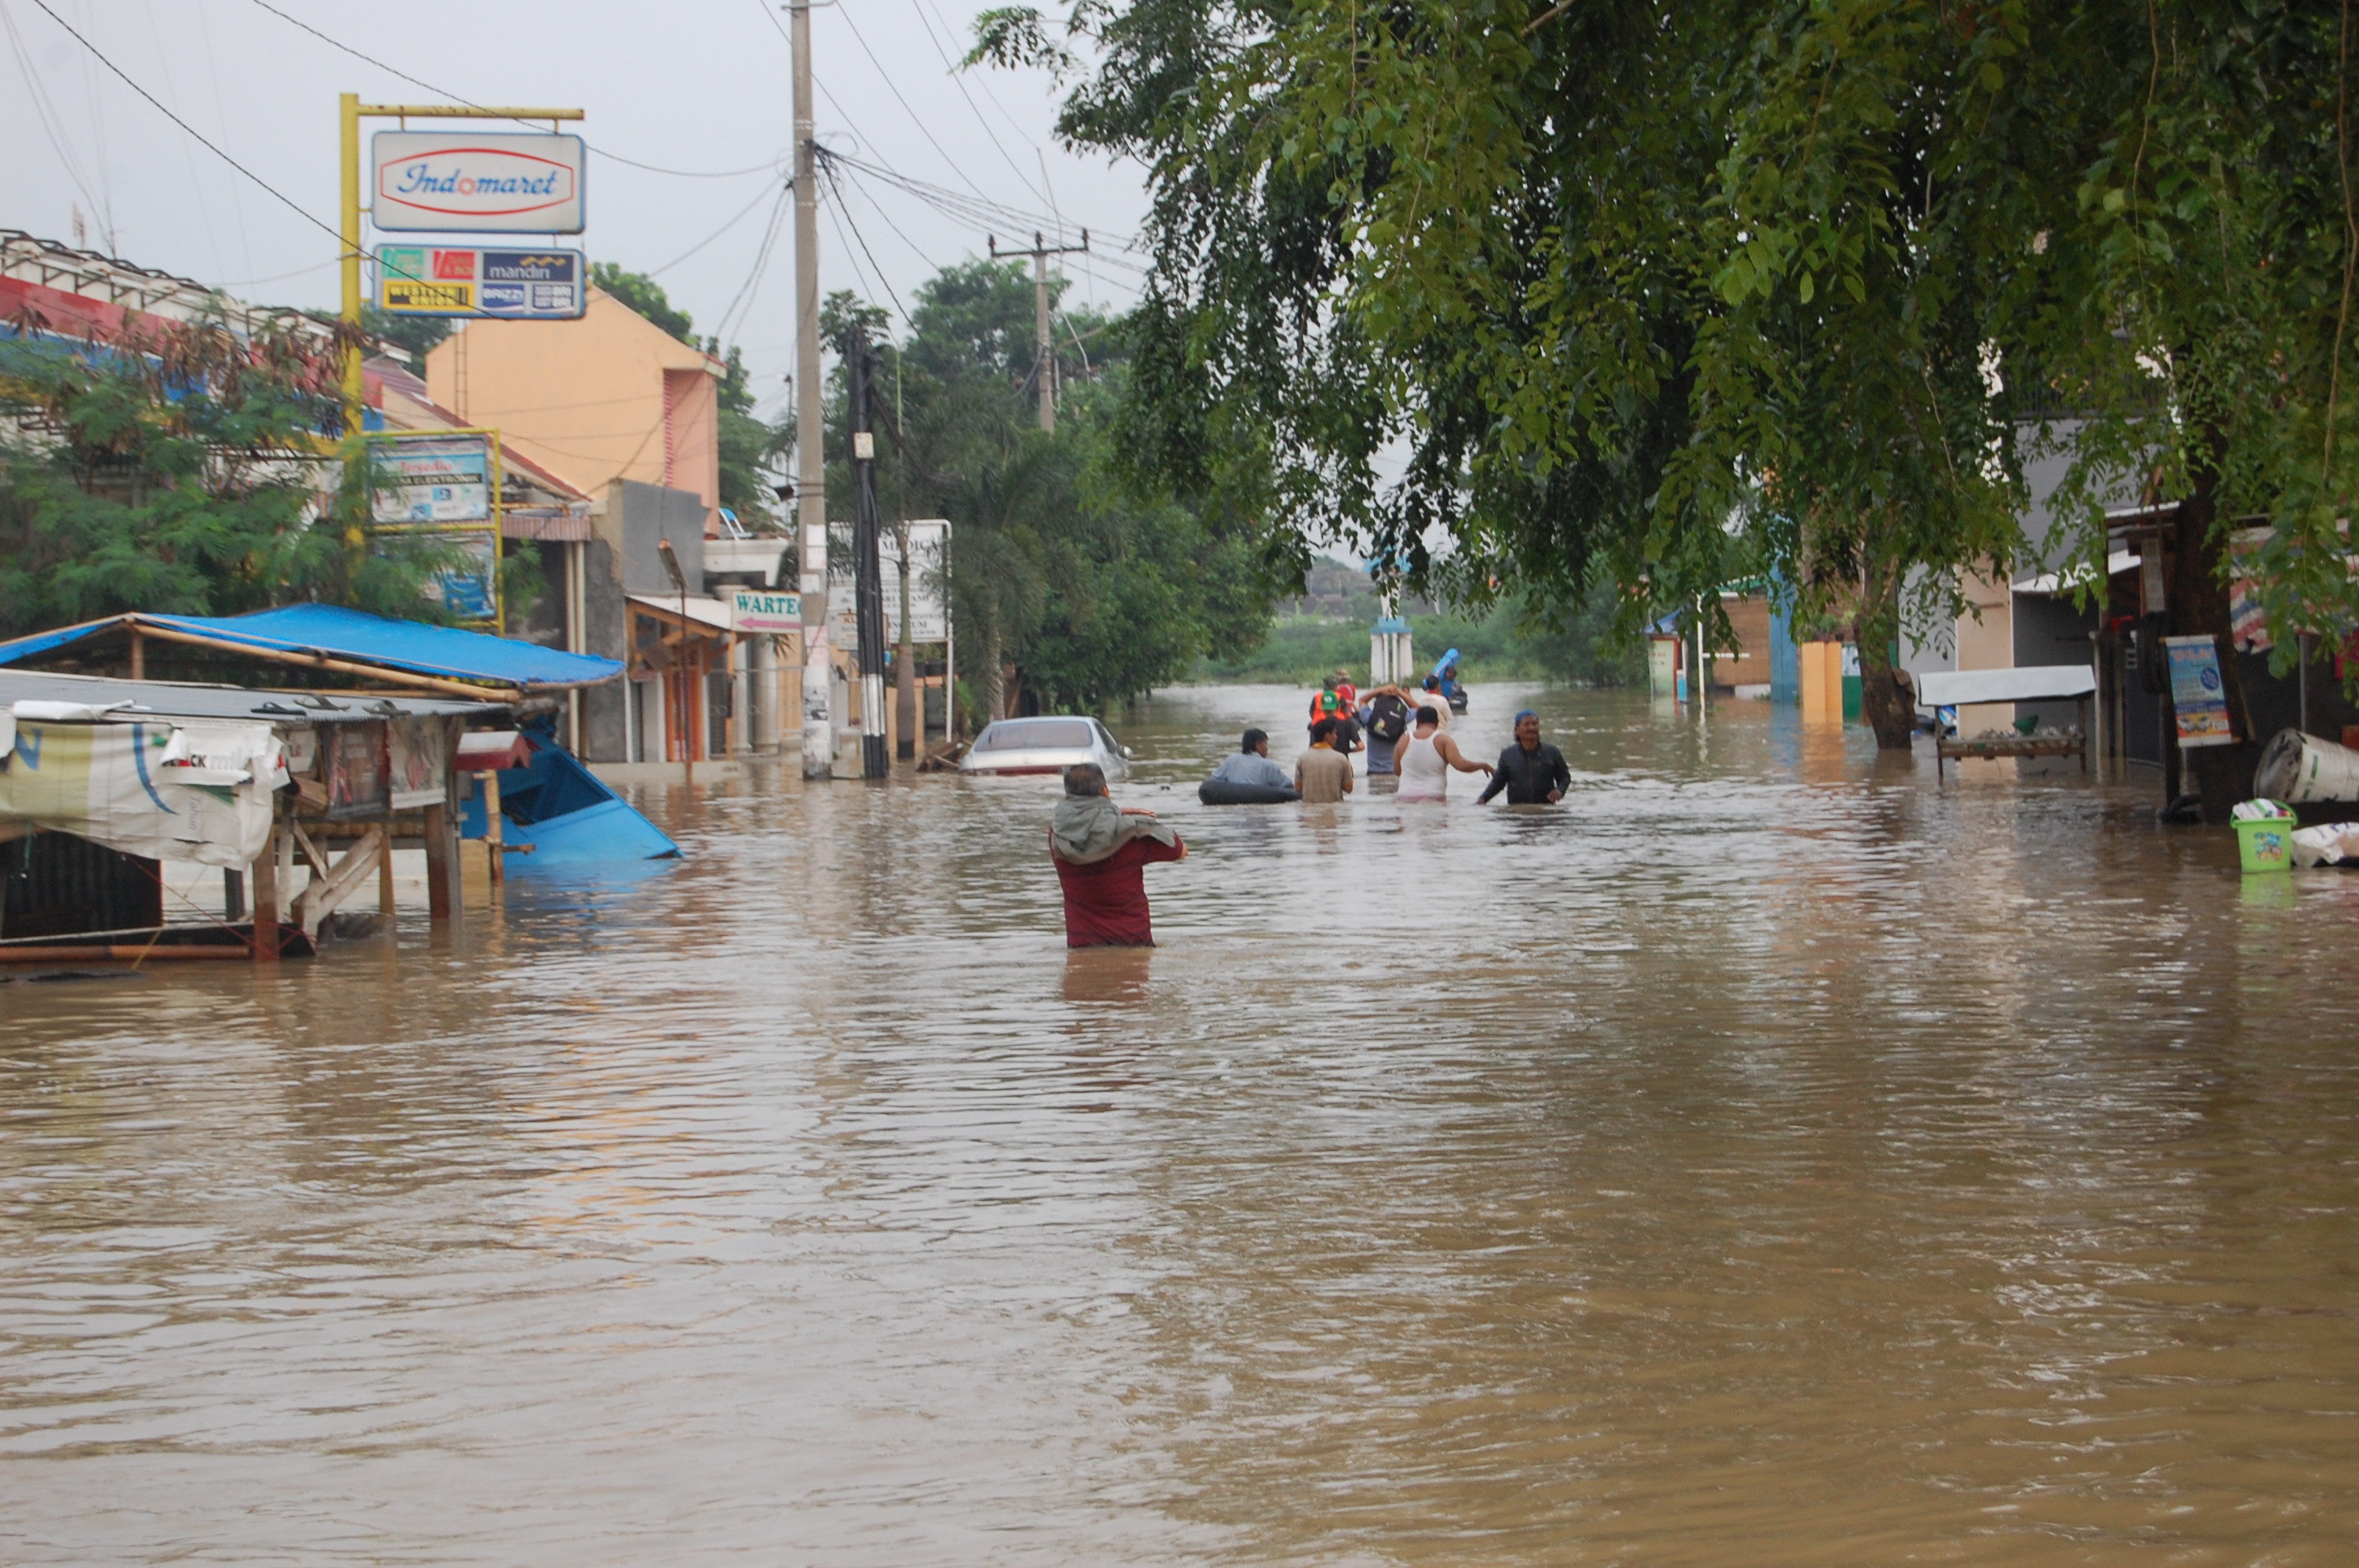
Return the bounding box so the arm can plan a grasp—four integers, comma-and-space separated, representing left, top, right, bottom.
730, 589, 802, 635
828, 522, 951, 654
881, 521, 951, 644
372, 132, 586, 234
373, 434, 492, 523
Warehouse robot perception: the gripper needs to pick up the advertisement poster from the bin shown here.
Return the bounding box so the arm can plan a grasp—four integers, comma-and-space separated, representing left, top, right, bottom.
426, 534, 500, 622
2163, 634, 2237, 747
375, 436, 492, 524
323, 721, 390, 822
378, 247, 585, 320
386, 717, 450, 810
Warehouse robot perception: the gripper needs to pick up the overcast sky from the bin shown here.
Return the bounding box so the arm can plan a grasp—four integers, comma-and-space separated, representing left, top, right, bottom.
0, 0, 1150, 427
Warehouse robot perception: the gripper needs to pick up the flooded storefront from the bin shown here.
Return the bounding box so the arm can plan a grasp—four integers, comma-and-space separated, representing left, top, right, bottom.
5, 685, 2355, 1563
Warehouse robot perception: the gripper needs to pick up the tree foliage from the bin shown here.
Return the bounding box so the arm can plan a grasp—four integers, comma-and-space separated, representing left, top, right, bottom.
980, 0, 2359, 760
824, 260, 1274, 717
0, 315, 457, 638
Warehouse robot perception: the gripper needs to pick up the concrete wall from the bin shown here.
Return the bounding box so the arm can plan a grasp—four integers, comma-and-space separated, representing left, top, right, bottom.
425, 289, 721, 533
577, 536, 631, 764
601, 480, 708, 597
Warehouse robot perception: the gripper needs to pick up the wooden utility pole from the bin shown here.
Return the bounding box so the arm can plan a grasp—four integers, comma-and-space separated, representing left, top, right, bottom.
990, 230, 1090, 433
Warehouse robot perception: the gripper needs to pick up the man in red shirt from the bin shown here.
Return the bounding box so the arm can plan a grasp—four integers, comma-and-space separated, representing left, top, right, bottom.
1049, 764, 1187, 947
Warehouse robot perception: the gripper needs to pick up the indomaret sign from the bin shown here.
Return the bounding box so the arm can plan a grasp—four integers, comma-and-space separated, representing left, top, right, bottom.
371, 132, 586, 233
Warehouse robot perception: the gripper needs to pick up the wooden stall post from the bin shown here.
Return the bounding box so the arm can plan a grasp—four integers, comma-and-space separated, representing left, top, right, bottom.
423, 801, 453, 920
479, 771, 505, 884
251, 808, 281, 964
379, 811, 397, 915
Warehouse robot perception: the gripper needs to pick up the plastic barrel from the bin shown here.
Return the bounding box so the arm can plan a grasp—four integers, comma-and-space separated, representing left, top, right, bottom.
2253, 728, 2359, 803
2234, 816, 2295, 873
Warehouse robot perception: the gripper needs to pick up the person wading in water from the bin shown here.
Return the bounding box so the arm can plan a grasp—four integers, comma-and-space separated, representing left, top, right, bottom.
1048, 763, 1187, 947
1393, 703, 1491, 803
1477, 710, 1571, 805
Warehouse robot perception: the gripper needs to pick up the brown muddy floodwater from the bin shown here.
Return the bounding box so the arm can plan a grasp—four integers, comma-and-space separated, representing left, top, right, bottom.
3, 684, 2357, 1565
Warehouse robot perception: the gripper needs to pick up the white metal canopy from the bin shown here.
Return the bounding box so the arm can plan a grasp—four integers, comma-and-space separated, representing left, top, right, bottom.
1915, 666, 2097, 708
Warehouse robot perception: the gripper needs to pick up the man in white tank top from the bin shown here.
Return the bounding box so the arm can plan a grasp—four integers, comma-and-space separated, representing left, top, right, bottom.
1392, 704, 1492, 801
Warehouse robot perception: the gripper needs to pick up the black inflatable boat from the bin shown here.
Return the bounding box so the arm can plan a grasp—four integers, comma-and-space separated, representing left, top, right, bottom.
1198, 779, 1301, 805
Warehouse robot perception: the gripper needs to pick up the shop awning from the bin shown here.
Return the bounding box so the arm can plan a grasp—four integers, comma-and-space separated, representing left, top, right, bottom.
1915, 666, 2097, 708
0, 605, 623, 697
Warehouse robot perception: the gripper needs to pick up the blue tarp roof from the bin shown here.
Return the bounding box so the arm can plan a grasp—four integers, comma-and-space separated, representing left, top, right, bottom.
0, 605, 623, 690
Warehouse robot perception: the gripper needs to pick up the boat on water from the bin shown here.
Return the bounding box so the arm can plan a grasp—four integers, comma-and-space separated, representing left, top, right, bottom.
457, 725, 679, 862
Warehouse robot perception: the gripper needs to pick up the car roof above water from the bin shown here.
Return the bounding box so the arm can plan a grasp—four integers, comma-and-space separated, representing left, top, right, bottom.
974, 717, 1100, 750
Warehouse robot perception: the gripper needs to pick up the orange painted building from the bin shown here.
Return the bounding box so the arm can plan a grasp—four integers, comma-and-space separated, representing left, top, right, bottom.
423, 285, 722, 536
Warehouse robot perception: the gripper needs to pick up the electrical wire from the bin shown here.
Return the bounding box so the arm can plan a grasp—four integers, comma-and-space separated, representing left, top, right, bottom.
841, 162, 942, 276
820, 158, 909, 325
714, 180, 794, 346
194, 2, 256, 278
646, 177, 791, 278
245, 0, 784, 177
901, 0, 1050, 209
832, 1, 1005, 214
0, 0, 110, 227
27, 0, 343, 246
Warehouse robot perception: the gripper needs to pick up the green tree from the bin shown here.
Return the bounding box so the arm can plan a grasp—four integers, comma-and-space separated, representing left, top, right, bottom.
0, 315, 460, 637
981, 0, 2359, 783
824, 261, 1274, 720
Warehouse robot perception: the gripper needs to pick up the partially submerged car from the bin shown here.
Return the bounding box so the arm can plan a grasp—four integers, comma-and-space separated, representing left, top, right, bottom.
959, 716, 1131, 779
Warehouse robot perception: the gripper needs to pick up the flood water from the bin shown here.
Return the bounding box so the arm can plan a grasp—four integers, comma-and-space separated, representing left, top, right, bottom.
4, 684, 2357, 1565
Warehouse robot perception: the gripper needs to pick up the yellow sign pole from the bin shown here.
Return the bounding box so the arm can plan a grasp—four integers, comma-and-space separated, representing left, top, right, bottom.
336, 97, 583, 550
339, 92, 364, 544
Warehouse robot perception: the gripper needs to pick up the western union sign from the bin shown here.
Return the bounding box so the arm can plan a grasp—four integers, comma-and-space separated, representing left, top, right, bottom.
376, 247, 587, 320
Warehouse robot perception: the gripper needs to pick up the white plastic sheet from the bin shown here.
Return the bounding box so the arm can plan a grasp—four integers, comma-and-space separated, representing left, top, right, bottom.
0, 717, 285, 868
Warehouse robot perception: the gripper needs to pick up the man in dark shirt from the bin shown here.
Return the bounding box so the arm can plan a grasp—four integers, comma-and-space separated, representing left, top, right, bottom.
1049, 764, 1187, 946
1478, 710, 1571, 804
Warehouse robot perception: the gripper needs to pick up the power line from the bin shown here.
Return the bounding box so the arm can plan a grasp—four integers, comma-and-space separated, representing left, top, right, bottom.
27, 0, 343, 247
245, 0, 783, 177
0, 0, 109, 227
646, 177, 791, 278
902, 0, 1051, 209
832, 1, 1007, 216
714, 180, 794, 346
844, 169, 942, 277
820, 157, 909, 325
827, 151, 1146, 271
919, 0, 1056, 170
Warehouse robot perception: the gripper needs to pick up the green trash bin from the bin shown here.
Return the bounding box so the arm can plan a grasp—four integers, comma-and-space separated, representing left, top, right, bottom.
2234, 815, 2296, 873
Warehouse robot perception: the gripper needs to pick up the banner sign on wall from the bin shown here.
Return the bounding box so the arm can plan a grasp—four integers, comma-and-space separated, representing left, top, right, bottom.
371, 132, 586, 233
369, 434, 500, 624
373, 435, 492, 524
730, 589, 802, 635
879, 521, 951, 644
2163, 634, 2237, 747
378, 247, 585, 319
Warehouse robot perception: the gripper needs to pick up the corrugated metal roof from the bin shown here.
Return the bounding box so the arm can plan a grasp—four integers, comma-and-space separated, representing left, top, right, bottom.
0, 667, 505, 721
0, 606, 623, 691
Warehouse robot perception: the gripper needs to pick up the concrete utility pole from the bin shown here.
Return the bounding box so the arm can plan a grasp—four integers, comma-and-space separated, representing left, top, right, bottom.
790, 0, 835, 779
849, 330, 888, 779
989, 230, 1089, 434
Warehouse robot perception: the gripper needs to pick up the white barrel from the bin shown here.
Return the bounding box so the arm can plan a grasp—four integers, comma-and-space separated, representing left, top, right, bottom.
2253, 728, 2359, 802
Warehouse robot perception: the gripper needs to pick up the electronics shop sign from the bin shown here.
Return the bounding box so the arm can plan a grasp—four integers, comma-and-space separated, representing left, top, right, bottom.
372, 132, 584, 232
379, 247, 584, 319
